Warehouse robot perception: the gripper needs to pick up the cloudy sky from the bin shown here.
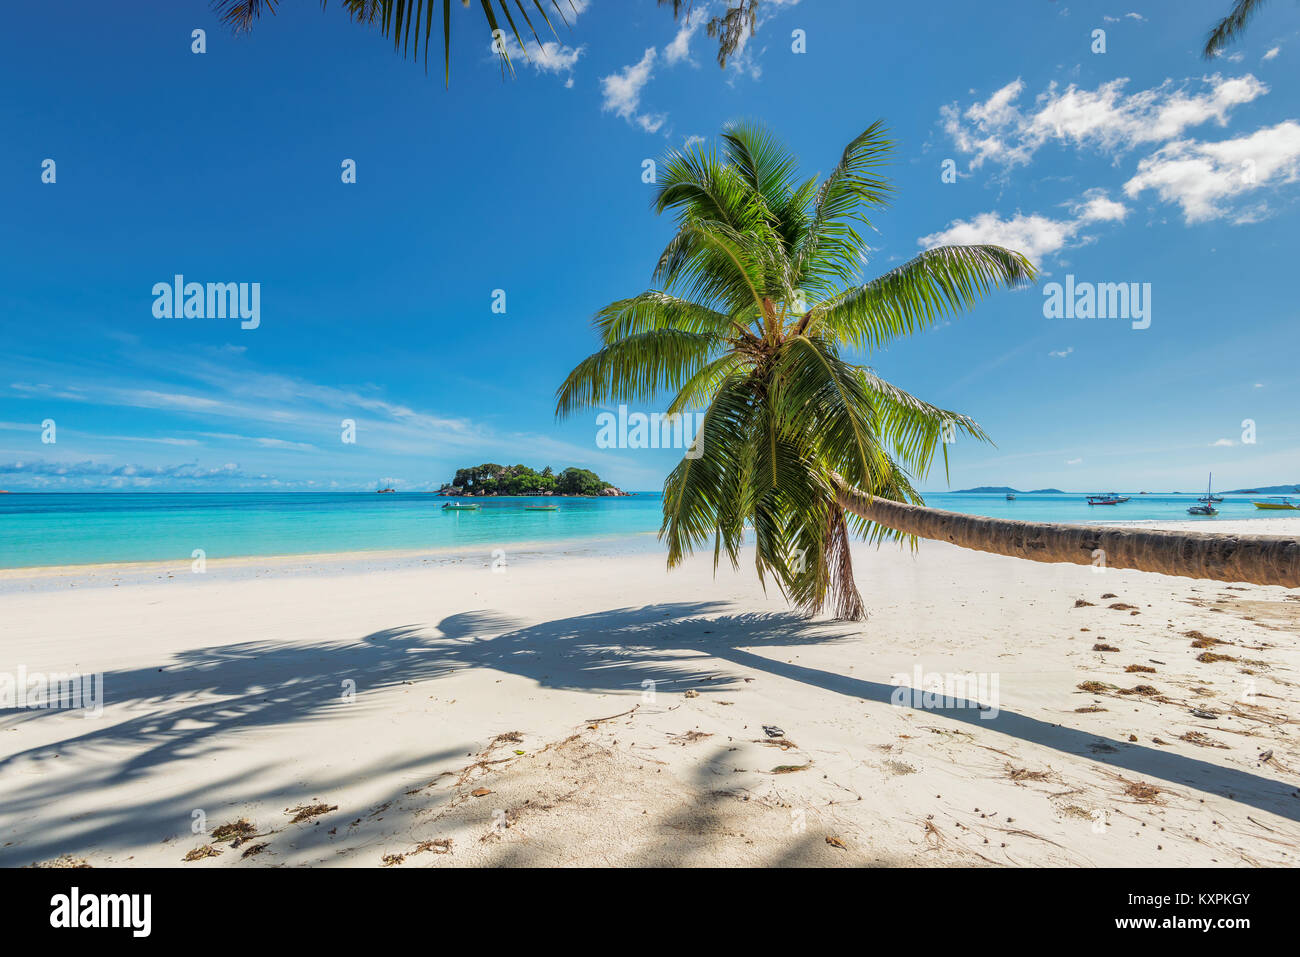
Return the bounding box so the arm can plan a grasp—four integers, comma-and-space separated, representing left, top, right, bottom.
2, 0, 1298, 492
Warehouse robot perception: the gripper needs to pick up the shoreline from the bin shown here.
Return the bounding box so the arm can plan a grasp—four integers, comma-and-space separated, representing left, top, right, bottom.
0, 531, 665, 592
2, 516, 1295, 579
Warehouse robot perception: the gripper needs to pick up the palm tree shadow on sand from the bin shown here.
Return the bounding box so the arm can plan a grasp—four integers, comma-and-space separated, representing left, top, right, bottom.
2, 600, 1297, 847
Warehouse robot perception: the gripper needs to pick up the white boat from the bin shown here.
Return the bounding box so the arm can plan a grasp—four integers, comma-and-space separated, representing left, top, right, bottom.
1187, 474, 1218, 516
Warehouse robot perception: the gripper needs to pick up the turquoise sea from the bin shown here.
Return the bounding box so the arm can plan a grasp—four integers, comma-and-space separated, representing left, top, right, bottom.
0, 491, 1290, 570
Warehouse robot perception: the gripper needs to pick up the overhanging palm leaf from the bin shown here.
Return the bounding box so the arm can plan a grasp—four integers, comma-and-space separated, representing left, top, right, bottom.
557, 121, 1035, 620
1203, 0, 1269, 59
212, 0, 762, 84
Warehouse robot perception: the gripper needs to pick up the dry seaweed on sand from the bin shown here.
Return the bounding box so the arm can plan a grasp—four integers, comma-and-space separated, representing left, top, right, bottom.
1121, 780, 1162, 803
1117, 684, 1161, 697
755, 737, 798, 749
183, 844, 222, 861
380, 853, 406, 867
1108, 603, 1139, 611
286, 803, 338, 824
240, 843, 270, 859
1179, 731, 1229, 749
1196, 652, 1238, 663
1006, 765, 1051, 783
771, 762, 812, 774
1124, 664, 1155, 673
1075, 705, 1107, 713
414, 838, 453, 855
825, 835, 847, 850
1093, 643, 1119, 652
1077, 681, 1115, 693
1073, 599, 1095, 608
211, 818, 257, 842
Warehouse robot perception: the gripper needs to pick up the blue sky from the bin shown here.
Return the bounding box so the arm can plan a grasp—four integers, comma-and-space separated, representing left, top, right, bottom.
2, 0, 1298, 493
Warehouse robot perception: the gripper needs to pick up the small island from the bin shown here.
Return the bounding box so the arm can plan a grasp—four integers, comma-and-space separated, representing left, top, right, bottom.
436, 463, 630, 497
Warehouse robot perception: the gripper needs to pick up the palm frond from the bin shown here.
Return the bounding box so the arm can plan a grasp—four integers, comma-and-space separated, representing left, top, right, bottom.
1204, 0, 1267, 59
808, 244, 1036, 351
554, 328, 720, 419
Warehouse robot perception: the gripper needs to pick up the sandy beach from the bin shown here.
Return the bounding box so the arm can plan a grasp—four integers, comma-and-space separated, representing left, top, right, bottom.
2, 519, 1297, 868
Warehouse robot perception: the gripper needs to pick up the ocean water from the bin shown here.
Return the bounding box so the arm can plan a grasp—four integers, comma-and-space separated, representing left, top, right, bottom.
0, 491, 1289, 569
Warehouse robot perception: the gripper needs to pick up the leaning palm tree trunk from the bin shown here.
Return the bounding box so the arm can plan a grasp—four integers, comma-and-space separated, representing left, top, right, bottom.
833, 476, 1300, 588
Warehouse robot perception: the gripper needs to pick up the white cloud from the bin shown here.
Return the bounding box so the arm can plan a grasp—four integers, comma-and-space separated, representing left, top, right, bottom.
1211, 438, 1236, 446
600, 47, 667, 133
1066, 458, 1083, 465
943, 74, 1268, 169
492, 34, 585, 78
1264, 46, 1281, 61
1124, 120, 1300, 222
1049, 347, 1074, 358
917, 189, 1127, 263
665, 4, 708, 65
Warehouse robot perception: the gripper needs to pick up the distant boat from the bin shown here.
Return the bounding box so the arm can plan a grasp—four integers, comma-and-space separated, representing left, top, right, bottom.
376, 488, 396, 494
441, 502, 480, 510
1187, 474, 1218, 516
1253, 497, 1298, 510
1005, 493, 1016, 500
524, 504, 559, 511
1087, 495, 1121, 505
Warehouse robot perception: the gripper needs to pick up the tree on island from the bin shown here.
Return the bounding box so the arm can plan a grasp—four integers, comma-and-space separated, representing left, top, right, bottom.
442, 463, 616, 496
556, 121, 1298, 621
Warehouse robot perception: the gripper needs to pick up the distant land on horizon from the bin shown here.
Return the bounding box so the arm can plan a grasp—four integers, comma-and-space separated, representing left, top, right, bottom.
950, 486, 1066, 494
1223, 484, 1300, 494
950, 482, 1299, 495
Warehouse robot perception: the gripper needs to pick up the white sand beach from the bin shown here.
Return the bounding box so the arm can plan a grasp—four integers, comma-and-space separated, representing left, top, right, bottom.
2, 520, 1298, 868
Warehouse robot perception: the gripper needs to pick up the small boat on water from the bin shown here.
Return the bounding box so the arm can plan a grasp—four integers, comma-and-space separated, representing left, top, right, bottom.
1253, 497, 1298, 510
1086, 495, 1121, 505
1005, 493, 1016, 501
525, 505, 560, 511
442, 502, 480, 510
1187, 474, 1218, 516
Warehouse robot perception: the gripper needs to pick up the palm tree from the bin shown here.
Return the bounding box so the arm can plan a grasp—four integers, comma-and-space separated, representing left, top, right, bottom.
556, 122, 1300, 621
211, 0, 759, 83
1204, 0, 1269, 59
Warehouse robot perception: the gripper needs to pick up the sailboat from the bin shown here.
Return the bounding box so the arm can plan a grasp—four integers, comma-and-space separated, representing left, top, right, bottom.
1187, 474, 1218, 516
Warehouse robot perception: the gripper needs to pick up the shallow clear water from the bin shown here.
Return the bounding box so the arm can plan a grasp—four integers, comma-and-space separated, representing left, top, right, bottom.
0, 491, 1288, 569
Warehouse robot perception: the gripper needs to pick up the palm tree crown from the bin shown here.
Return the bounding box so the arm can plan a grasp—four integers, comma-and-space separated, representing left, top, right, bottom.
556, 122, 1035, 620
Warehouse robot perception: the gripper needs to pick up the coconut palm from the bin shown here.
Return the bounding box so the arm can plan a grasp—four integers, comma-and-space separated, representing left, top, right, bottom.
211, 0, 758, 83
556, 122, 1300, 621
1204, 0, 1270, 58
